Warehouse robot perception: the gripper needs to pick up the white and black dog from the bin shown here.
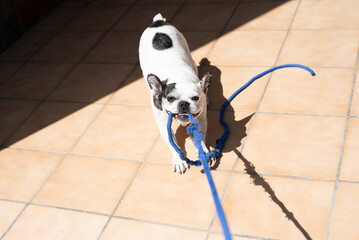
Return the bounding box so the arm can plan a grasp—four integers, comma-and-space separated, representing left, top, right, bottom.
139, 13, 212, 174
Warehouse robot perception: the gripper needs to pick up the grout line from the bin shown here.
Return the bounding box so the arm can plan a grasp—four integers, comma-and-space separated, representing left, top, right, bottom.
205, 0, 304, 238
30, 202, 111, 217
69, 152, 143, 163
339, 179, 359, 184
1, 146, 66, 155
325, 47, 359, 240
0, 198, 27, 205
112, 214, 208, 233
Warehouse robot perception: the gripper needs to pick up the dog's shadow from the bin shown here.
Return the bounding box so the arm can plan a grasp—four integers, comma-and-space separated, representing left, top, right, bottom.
174, 58, 253, 169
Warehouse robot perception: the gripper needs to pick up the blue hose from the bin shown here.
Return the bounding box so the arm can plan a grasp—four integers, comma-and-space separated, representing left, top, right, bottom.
167, 64, 316, 240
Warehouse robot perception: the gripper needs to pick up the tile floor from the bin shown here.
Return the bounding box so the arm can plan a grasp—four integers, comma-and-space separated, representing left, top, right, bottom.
0, 0, 358, 239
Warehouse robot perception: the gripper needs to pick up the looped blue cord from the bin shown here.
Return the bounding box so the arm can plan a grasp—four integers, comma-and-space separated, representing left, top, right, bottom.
167, 64, 316, 240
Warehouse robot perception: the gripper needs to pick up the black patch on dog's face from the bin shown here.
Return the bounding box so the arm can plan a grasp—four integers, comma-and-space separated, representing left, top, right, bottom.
150, 20, 168, 28
147, 74, 176, 111
164, 83, 176, 97
154, 83, 176, 111
152, 33, 173, 50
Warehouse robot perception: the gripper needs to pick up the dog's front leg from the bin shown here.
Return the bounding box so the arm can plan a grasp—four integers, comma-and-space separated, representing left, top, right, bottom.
154, 111, 189, 174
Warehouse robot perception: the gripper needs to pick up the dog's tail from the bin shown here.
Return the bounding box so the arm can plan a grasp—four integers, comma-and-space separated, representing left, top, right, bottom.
153, 13, 166, 23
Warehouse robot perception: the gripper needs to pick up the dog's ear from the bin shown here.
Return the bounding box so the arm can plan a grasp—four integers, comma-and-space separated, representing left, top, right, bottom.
147, 74, 165, 110
199, 72, 212, 94
147, 74, 164, 95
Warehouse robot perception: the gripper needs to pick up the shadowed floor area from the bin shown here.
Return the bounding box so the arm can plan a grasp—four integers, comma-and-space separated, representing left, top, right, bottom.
0, 0, 359, 239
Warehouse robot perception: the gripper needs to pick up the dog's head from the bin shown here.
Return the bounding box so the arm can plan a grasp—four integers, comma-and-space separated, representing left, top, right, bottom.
147, 72, 212, 124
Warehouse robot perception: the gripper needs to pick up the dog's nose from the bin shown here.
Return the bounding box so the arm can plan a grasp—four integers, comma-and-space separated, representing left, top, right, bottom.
178, 101, 190, 113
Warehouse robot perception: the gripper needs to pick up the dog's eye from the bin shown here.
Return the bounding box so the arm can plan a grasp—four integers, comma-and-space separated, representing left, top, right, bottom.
167, 96, 175, 102
191, 96, 199, 101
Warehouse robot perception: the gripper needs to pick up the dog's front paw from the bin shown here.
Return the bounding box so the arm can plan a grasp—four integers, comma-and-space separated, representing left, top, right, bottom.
172, 157, 188, 174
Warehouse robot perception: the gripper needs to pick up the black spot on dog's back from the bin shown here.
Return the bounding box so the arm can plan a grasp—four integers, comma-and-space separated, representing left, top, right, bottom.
152, 33, 173, 50
150, 20, 168, 28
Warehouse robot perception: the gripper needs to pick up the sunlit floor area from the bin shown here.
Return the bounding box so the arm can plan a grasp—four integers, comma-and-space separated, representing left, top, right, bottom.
0, 0, 359, 239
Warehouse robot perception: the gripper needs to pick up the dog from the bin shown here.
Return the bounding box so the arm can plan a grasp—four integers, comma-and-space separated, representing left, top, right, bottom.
139, 13, 212, 174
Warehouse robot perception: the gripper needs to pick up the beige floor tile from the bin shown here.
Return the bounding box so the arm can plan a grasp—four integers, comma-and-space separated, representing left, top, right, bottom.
33, 8, 81, 32
146, 111, 253, 170
292, 0, 359, 29
0, 99, 39, 144
34, 155, 140, 214
329, 182, 359, 240
209, 31, 287, 66
351, 74, 359, 116
109, 65, 151, 105
0, 62, 73, 99
32, 32, 103, 62
112, 4, 182, 31
213, 173, 333, 239
0, 201, 25, 236
84, 32, 141, 63
0, 62, 22, 83
5, 102, 102, 152
71, 105, 159, 160
0, 149, 62, 202
340, 118, 359, 181
0, 33, 53, 61
4, 205, 107, 240
201, 66, 270, 111
64, 7, 128, 31
184, 31, 219, 65
171, 3, 236, 31
260, 67, 354, 116
115, 164, 230, 229
240, 113, 346, 179
278, 30, 359, 67
101, 218, 206, 239
225, 1, 298, 31
49, 63, 134, 103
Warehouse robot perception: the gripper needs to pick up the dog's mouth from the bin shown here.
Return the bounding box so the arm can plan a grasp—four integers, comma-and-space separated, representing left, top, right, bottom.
166, 110, 200, 121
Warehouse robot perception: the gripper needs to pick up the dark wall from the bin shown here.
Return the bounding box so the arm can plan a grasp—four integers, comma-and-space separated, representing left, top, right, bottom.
0, 0, 62, 53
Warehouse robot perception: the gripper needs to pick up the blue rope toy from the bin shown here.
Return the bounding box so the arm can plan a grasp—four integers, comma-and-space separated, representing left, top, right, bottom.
167, 64, 316, 240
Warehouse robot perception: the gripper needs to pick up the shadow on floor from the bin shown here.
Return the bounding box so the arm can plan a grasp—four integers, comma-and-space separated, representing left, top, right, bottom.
0, 0, 289, 148
235, 149, 313, 240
